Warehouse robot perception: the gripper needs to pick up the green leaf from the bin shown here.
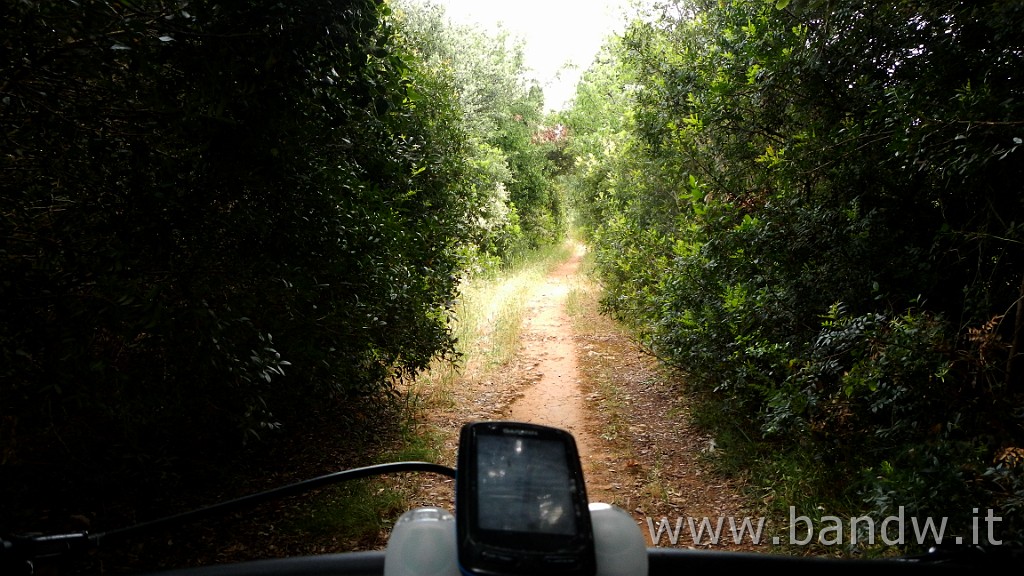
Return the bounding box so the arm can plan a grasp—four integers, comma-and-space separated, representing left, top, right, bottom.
775, 0, 791, 9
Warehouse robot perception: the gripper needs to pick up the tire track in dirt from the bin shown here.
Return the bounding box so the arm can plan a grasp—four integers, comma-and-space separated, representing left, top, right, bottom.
411, 241, 757, 552
506, 242, 616, 504
503, 241, 759, 551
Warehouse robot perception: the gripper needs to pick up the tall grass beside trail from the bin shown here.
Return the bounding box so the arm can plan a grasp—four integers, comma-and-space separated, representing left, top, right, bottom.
293, 241, 576, 548
414, 241, 576, 406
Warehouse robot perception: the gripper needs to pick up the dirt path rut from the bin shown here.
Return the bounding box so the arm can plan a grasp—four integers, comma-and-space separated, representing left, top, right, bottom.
505, 243, 613, 503
412, 241, 756, 551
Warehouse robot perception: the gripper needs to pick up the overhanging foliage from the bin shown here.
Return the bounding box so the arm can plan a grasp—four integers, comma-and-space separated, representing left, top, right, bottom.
564, 0, 1024, 548
1, 0, 471, 512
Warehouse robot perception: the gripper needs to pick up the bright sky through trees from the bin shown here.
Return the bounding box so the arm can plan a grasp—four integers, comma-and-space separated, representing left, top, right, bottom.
432, 0, 638, 112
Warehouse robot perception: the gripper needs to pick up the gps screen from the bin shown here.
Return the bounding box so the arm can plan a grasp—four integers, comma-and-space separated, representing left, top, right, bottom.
475, 434, 577, 536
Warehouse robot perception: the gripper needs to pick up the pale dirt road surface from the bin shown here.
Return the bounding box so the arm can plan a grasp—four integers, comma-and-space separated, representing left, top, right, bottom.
410, 241, 759, 551
506, 243, 613, 502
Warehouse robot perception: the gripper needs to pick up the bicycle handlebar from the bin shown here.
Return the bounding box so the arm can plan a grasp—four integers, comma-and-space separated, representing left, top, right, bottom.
3, 461, 1020, 575
1, 463, 456, 574
131, 546, 1019, 576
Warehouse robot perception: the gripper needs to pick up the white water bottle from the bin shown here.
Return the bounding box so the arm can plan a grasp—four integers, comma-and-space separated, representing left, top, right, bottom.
589, 503, 649, 576
383, 504, 647, 576
383, 507, 459, 576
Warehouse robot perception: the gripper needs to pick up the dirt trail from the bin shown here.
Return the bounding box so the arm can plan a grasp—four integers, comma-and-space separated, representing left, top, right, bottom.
413, 241, 756, 551
505, 243, 614, 503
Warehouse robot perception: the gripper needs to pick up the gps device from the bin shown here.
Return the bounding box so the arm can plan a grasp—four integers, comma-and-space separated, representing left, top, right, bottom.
455, 421, 596, 576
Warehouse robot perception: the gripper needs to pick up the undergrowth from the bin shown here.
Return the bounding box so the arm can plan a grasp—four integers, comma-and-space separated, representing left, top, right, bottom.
308, 239, 579, 546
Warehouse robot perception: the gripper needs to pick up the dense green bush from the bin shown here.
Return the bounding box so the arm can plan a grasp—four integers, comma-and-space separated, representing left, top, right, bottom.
0, 0, 472, 515
565, 0, 1024, 548
394, 0, 565, 264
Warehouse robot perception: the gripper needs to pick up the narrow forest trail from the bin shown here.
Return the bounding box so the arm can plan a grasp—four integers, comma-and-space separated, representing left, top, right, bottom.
411, 241, 758, 551
504, 242, 615, 504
